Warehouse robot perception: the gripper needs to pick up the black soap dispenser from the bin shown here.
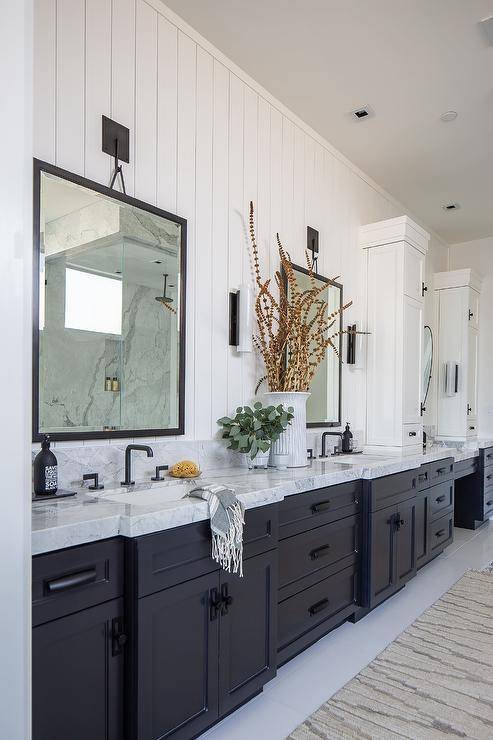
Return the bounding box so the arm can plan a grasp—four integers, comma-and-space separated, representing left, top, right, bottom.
341, 423, 353, 453
33, 435, 58, 495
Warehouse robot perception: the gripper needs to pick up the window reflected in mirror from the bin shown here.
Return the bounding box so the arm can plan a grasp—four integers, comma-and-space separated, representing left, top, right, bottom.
35, 164, 186, 439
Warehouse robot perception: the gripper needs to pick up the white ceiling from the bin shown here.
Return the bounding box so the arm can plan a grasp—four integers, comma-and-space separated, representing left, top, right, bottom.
163, 0, 493, 245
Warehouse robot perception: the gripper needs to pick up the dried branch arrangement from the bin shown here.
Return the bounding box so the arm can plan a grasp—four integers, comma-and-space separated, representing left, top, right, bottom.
249, 201, 353, 393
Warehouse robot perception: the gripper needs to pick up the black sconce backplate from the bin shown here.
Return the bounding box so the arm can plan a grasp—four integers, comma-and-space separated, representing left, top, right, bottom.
102, 115, 130, 162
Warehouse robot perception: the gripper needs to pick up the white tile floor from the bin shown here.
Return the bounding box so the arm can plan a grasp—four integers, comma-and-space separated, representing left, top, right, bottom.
201, 520, 493, 740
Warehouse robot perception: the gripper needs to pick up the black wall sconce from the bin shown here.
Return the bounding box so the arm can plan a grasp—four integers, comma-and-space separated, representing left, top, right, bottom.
229, 285, 253, 352
307, 226, 319, 271
102, 115, 130, 194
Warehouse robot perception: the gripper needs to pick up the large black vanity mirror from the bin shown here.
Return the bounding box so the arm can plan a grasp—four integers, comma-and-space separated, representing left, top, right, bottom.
286, 264, 342, 427
33, 160, 187, 441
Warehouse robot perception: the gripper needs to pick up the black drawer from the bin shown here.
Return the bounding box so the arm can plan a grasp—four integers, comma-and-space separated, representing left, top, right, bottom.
278, 564, 357, 661
279, 481, 361, 539
481, 447, 493, 467
134, 505, 278, 597
278, 515, 359, 597
419, 458, 454, 490
483, 491, 493, 519
429, 512, 453, 556
32, 538, 124, 627
454, 458, 479, 480
484, 466, 493, 488
370, 468, 417, 512
429, 480, 454, 520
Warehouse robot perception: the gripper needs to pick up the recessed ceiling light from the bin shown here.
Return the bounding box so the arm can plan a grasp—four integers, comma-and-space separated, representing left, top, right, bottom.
350, 105, 374, 121
442, 202, 460, 211
440, 111, 458, 122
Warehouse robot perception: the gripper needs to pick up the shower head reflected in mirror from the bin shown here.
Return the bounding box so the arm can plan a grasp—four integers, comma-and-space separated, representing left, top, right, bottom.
155, 274, 176, 314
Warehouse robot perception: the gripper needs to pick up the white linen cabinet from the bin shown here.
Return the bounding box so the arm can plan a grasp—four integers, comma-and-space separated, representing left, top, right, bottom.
434, 269, 482, 442
361, 216, 430, 455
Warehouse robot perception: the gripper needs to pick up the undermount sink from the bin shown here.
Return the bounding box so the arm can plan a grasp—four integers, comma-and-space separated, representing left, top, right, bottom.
89, 482, 193, 507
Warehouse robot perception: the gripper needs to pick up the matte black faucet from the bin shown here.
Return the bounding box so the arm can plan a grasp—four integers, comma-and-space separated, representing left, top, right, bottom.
319, 431, 343, 458
121, 444, 154, 486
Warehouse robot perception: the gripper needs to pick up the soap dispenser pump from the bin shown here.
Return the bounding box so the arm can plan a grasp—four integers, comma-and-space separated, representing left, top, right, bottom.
33, 435, 58, 495
341, 423, 353, 453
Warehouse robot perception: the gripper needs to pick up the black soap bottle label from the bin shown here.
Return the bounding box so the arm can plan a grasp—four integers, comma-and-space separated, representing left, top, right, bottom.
33, 435, 58, 495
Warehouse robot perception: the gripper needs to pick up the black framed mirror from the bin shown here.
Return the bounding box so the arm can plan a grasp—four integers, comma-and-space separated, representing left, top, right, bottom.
421, 325, 433, 414
32, 159, 187, 441
283, 263, 342, 427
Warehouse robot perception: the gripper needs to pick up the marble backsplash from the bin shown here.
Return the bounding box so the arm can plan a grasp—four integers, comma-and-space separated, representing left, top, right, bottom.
32, 438, 245, 490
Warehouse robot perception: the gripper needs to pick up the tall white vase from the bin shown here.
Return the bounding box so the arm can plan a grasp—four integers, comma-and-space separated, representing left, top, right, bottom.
264, 391, 310, 468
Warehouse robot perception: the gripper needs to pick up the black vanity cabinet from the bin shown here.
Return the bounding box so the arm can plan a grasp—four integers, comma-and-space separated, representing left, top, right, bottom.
276, 480, 361, 665
127, 505, 278, 740
362, 469, 418, 610
416, 458, 454, 569
32, 539, 125, 740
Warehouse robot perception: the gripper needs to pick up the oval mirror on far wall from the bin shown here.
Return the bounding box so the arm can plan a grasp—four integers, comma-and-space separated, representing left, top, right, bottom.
422, 325, 433, 412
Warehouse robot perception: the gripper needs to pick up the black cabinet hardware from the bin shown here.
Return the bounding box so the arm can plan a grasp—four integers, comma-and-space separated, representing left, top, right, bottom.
435, 529, 445, 538
311, 500, 331, 514
418, 472, 428, 482
486, 474, 493, 481
422, 282, 427, 297
309, 544, 330, 560
467, 404, 472, 415
436, 467, 448, 475
436, 495, 446, 504
220, 583, 233, 616
46, 568, 97, 593
210, 588, 221, 621
82, 472, 104, 490
306, 448, 314, 460
487, 500, 493, 507
111, 616, 127, 656
408, 431, 417, 437
487, 454, 493, 461
468, 310, 474, 321
469, 426, 476, 431
308, 598, 329, 616
151, 464, 169, 481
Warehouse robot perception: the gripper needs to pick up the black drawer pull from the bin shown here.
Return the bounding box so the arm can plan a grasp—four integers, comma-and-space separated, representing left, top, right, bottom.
436, 467, 449, 475
486, 474, 493, 481
408, 431, 417, 437
418, 472, 428, 482
436, 495, 446, 504
470, 426, 476, 431
46, 568, 97, 593
486, 500, 493, 507
311, 500, 331, 514
310, 544, 331, 560
308, 598, 329, 616
487, 454, 493, 461
435, 529, 446, 538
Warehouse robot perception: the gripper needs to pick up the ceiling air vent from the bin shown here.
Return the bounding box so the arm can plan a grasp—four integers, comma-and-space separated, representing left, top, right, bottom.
350, 105, 374, 121
442, 202, 460, 211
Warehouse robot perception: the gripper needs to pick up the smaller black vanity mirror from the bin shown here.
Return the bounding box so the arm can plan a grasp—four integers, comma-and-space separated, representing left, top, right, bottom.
422, 325, 433, 413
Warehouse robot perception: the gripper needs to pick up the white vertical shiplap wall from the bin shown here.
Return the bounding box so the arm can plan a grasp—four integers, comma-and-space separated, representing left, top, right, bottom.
33, 0, 448, 441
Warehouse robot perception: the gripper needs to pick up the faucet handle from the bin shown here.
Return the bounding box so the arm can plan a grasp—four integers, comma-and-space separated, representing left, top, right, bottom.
83, 472, 104, 491
151, 465, 169, 482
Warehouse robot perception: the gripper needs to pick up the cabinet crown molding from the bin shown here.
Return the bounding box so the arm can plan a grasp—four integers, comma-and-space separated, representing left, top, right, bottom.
433, 268, 483, 293
360, 215, 430, 254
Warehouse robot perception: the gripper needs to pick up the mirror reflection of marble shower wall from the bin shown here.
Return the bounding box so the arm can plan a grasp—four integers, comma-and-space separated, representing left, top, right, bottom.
38, 171, 182, 434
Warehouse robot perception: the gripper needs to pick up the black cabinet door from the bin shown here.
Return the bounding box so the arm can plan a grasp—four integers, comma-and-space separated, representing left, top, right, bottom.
415, 492, 430, 570
137, 570, 219, 740
369, 504, 396, 608
218, 549, 277, 716
395, 498, 417, 586
32, 598, 124, 740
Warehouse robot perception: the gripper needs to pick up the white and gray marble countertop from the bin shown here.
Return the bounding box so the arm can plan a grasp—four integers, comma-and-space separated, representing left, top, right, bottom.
32, 442, 491, 555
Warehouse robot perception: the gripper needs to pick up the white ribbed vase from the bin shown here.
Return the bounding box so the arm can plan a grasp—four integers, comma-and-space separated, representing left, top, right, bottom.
264, 392, 310, 468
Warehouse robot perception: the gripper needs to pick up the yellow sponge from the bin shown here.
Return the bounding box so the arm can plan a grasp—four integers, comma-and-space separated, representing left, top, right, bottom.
169, 460, 200, 478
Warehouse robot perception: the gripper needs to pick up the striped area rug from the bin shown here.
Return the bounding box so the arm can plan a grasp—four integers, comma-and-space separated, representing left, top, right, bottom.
289, 570, 493, 739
